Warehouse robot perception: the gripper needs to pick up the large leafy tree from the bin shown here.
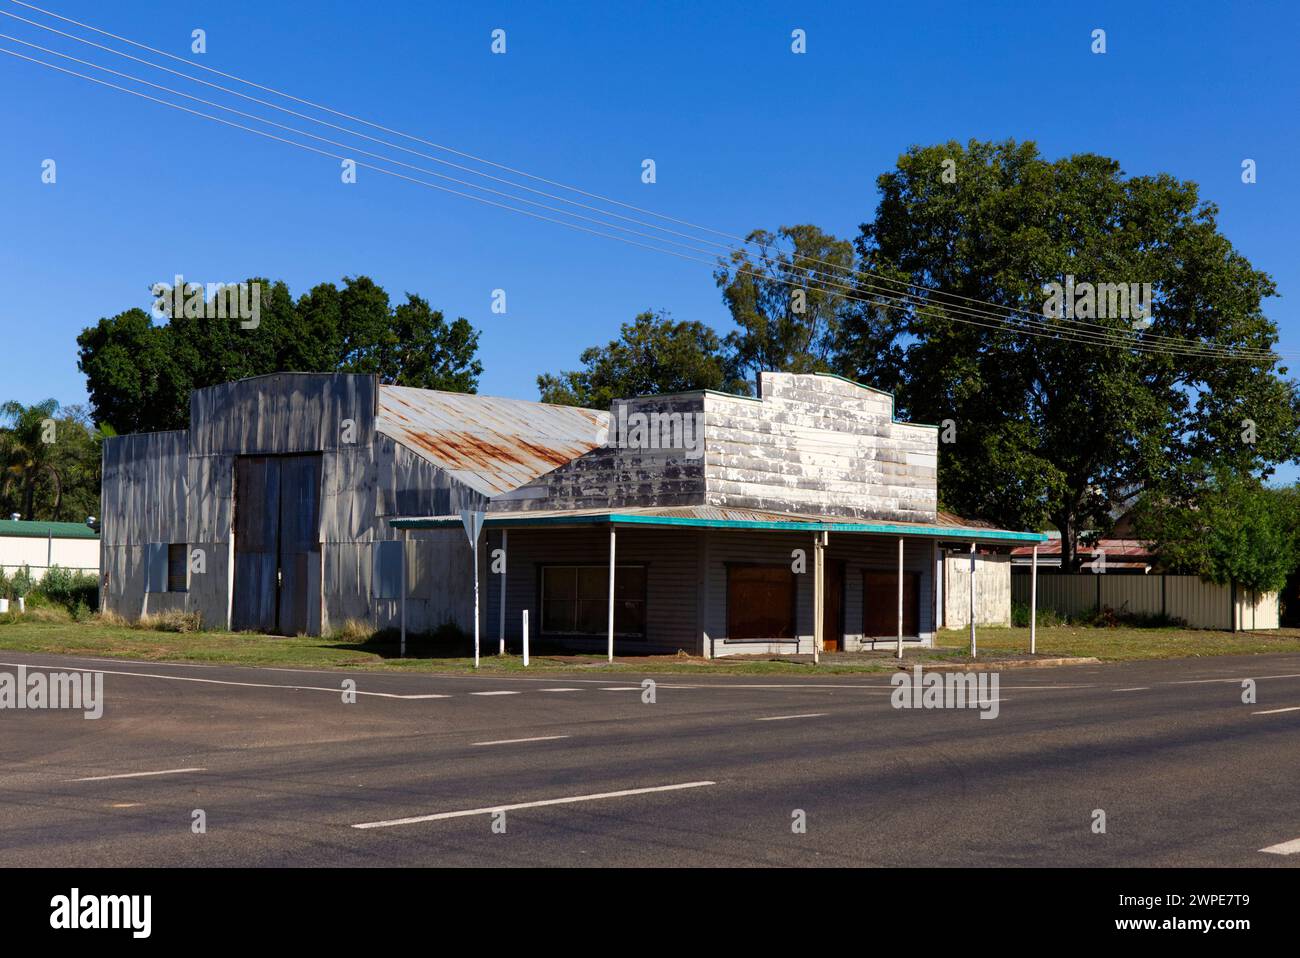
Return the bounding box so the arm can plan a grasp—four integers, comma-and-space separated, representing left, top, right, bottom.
714, 225, 855, 392
77, 275, 482, 432
538, 310, 744, 407
837, 139, 1300, 569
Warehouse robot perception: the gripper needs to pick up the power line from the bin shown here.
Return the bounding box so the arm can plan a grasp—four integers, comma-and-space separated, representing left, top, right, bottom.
4, 1, 1289, 363
2, 45, 1281, 364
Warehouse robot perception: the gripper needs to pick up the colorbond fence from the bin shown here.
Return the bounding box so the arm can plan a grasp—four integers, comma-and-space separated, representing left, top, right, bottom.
1011, 572, 1279, 630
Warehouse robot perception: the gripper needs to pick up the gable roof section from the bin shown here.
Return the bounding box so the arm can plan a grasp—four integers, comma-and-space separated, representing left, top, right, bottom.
376, 385, 609, 497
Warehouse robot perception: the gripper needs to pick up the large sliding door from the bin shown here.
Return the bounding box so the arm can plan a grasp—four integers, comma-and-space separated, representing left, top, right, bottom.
232, 455, 321, 635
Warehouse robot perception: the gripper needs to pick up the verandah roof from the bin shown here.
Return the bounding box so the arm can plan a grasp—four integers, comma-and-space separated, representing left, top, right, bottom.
388, 504, 1046, 544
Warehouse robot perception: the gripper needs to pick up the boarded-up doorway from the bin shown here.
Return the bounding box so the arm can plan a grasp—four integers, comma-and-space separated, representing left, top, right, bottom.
823, 560, 845, 651
863, 570, 919, 638
232, 455, 322, 635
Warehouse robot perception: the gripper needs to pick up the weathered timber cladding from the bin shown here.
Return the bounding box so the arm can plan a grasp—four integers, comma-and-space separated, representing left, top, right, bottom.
703, 373, 938, 522
942, 552, 1011, 628
702, 530, 935, 656
495, 395, 708, 511
483, 526, 702, 655
495, 373, 939, 523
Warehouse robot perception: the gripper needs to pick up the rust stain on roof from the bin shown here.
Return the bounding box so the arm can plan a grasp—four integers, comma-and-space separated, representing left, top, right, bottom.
375, 385, 608, 496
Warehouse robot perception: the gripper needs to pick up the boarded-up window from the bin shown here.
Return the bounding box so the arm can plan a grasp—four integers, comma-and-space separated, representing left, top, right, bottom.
863, 570, 920, 637
167, 544, 188, 593
143, 542, 168, 594
727, 564, 796, 640
541, 565, 646, 637
373, 540, 404, 599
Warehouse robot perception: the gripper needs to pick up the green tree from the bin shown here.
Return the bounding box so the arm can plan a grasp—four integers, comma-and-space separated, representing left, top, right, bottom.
837, 139, 1300, 569
77, 275, 483, 431
1132, 471, 1299, 593
714, 225, 855, 392
0, 400, 104, 522
537, 310, 743, 407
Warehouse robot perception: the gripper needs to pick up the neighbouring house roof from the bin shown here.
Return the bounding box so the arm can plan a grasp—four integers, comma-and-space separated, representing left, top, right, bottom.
1010, 538, 1154, 558
375, 385, 609, 497
390, 504, 1047, 543
0, 520, 99, 540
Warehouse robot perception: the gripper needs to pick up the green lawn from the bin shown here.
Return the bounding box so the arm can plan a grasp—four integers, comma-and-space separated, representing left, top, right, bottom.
935, 625, 1300, 660
1, 613, 1298, 676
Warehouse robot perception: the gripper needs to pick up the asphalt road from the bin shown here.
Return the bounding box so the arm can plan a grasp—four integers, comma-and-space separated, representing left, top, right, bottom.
2, 651, 1299, 867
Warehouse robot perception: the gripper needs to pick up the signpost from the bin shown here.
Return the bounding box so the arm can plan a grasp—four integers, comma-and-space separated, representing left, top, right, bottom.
461, 510, 486, 668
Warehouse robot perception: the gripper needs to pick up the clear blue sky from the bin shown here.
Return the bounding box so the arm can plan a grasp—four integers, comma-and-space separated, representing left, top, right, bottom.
2, 0, 1297, 478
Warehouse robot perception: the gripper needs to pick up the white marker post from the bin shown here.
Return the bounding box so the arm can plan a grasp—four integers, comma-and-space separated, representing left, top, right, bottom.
498, 528, 508, 656
522, 609, 530, 667
461, 510, 487, 669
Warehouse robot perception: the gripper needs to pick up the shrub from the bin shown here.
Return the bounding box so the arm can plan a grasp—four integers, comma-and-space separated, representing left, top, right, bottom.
35, 566, 99, 612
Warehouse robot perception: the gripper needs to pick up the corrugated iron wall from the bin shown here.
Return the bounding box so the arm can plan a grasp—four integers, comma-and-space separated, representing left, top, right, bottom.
101, 373, 486, 634
1010, 573, 1280, 630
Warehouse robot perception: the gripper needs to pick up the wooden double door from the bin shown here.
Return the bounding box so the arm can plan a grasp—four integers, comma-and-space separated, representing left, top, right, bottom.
231, 454, 322, 635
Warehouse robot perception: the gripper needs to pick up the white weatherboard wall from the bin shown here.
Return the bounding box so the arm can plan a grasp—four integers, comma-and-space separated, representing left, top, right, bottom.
1010, 574, 1279, 630
704, 373, 938, 522
496, 372, 940, 524
0, 536, 99, 578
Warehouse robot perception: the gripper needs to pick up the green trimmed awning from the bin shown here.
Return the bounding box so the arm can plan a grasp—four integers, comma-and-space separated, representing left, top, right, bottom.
389, 505, 1046, 544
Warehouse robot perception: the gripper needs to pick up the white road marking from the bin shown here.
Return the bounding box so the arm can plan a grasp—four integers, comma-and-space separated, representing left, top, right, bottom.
756, 712, 829, 721
1252, 706, 1300, 715
0, 662, 448, 700
1260, 837, 1300, 855
539, 688, 584, 692
1173, 673, 1300, 685
600, 686, 640, 691
1113, 687, 1150, 692
69, 767, 205, 783
470, 690, 521, 696
472, 735, 570, 746
353, 780, 716, 829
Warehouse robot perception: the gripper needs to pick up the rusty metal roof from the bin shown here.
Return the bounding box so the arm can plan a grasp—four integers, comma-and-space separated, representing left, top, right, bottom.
376, 386, 608, 496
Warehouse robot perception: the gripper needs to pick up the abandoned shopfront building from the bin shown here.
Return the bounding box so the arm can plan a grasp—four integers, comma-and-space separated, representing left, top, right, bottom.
100, 371, 1042, 656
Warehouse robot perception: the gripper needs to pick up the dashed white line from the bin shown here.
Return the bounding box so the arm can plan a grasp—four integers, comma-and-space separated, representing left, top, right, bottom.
69, 767, 206, 783
352, 780, 716, 829
539, 688, 584, 692
1113, 687, 1150, 692
470, 690, 521, 696
1260, 837, 1300, 855
599, 686, 640, 691
1252, 706, 1300, 715
472, 735, 570, 746
756, 712, 829, 722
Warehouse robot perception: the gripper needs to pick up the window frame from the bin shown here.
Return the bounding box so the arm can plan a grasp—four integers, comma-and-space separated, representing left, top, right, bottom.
538, 563, 648, 639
